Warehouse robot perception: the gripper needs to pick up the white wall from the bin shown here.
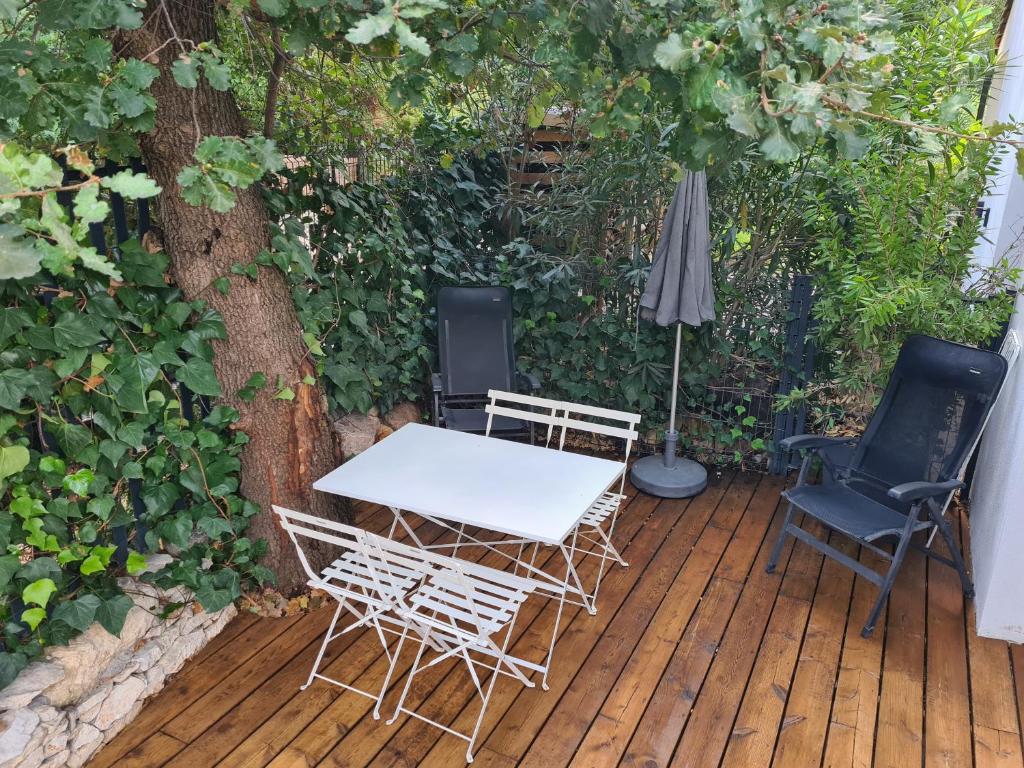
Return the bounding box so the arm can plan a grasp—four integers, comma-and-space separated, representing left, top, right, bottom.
970, 294, 1024, 643
968, 0, 1024, 643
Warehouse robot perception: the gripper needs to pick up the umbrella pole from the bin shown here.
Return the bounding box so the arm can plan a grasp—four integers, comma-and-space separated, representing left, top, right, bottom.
630, 321, 707, 497
664, 323, 682, 469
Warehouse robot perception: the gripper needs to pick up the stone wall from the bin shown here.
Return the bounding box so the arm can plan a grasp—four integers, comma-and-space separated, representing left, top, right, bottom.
0, 577, 237, 768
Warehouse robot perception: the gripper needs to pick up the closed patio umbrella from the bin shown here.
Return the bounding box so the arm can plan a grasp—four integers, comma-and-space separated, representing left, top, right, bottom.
631, 170, 715, 498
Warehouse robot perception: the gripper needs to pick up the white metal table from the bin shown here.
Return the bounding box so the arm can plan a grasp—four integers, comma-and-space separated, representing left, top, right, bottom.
312, 422, 624, 687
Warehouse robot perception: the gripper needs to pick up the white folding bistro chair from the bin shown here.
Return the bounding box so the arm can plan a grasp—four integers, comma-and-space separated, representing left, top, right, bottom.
555, 400, 640, 606
484, 390, 640, 611
367, 531, 544, 763
272, 505, 427, 719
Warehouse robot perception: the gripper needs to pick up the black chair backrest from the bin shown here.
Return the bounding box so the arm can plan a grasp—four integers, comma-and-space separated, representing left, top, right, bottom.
437, 286, 516, 397
850, 334, 1008, 492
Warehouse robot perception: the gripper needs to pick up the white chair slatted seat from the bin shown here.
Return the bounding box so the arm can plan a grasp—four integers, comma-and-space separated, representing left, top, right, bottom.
366, 531, 544, 763
556, 400, 640, 606
273, 505, 424, 719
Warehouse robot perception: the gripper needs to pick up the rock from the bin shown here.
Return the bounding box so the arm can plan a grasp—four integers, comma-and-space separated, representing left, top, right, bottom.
155, 630, 205, 677
134, 640, 163, 672
41, 749, 69, 768
92, 676, 146, 731
44, 606, 154, 706
333, 410, 381, 458
0, 662, 63, 711
382, 401, 421, 431
0, 708, 41, 764
67, 725, 102, 768
43, 729, 68, 757
144, 665, 166, 696
74, 684, 112, 724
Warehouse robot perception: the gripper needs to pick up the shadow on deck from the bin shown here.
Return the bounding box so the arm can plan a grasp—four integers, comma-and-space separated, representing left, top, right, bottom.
88, 471, 1024, 768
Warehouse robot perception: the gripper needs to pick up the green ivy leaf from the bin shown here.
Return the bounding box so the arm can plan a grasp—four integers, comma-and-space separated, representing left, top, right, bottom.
177, 358, 222, 396
20, 607, 46, 631
95, 594, 134, 636
0, 445, 29, 481
62, 468, 95, 496
79, 554, 105, 575
125, 551, 147, 575
0, 652, 27, 689
51, 594, 101, 632
23, 577, 57, 608
113, 353, 160, 413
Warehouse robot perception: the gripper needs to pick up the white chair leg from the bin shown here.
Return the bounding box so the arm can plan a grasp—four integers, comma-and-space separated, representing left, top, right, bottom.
374, 622, 411, 720
301, 602, 343, 691
387, 630, 429, 725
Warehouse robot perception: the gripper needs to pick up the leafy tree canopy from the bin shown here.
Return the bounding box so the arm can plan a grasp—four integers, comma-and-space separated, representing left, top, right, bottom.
0, 0, 908, 280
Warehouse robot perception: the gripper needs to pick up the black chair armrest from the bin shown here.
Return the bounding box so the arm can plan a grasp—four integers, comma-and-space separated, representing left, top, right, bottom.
431, 372, 444, 393
779, 434, 857, 452
887, 479, 963, 503
516, 371, 541, 392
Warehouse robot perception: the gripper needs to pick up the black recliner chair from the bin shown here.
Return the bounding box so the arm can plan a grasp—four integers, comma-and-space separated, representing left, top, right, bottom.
768, 334, 1008, 637
430, 286, 541, 437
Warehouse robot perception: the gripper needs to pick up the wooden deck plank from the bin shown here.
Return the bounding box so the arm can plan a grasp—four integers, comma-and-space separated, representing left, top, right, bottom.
657, 513, 825, 768
472, 479, 732, 765
83, 472, 1022, 768
923, 522, 974, 768
513, 474, 758, 768
873, 534, 927, 768
568, 475, 783, 768
770, 534, 858, 768
963, 509, 1024, 768
819, 548, 886, 768
716, 526, 829, 768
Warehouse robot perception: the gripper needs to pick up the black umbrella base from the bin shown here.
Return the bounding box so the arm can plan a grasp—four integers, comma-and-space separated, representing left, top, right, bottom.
631, 453, 708, 498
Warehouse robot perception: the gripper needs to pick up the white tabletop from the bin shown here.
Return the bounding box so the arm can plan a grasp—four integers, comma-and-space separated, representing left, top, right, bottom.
313, 423, 624, 545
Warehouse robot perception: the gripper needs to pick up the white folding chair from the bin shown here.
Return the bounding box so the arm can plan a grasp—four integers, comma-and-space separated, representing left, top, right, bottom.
556, 401, 640, 605
273, 506, 427, 719
367, 531, 543, 763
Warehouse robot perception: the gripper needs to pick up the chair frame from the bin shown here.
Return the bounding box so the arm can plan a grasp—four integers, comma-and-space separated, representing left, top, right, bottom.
483, 390, 640, 609
366, 532, 546, 763
273, 506, 427, 718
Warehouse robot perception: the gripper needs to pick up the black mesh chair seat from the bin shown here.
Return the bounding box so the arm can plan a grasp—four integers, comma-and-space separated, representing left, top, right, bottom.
767, 334, 1009, 638
440, 407, 530, 435
783, 485, 933, 542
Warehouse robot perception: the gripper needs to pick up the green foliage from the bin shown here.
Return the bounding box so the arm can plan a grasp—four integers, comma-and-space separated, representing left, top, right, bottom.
0, 241, 268, 686
800, 140, 1018, 424
264, 161, 430, 414
0, 145, 160, 281
177, 136, 284, 213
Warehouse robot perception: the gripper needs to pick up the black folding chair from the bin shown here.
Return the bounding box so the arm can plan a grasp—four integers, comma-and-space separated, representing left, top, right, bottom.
767, 334, 1008, 637
430, 286, 541, 437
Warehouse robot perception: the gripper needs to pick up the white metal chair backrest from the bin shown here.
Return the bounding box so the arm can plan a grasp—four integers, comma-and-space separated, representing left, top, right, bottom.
273, 505, 417, 611
557, 401, 641, 494
363, 530, 549, 636
485, 389, 565, 447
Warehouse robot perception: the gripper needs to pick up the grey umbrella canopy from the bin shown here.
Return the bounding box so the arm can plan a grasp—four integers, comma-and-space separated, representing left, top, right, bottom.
631, 170, 716, 498
639, 170, 716, 327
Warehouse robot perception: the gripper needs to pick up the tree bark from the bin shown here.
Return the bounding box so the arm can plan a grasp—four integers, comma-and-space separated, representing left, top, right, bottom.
116, 0, 348, 592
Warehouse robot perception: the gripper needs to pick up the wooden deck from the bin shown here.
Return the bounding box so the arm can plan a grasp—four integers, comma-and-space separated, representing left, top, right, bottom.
88, 471, 1024, 768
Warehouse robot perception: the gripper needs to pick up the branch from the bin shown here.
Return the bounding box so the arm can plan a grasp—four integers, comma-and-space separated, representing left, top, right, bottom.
0, 175, 98, 200
263, 28, 289, 140
822, 95, 1024, 148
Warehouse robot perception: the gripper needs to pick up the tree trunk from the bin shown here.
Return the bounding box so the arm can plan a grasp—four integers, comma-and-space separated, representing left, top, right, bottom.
116, 0, 348, 592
